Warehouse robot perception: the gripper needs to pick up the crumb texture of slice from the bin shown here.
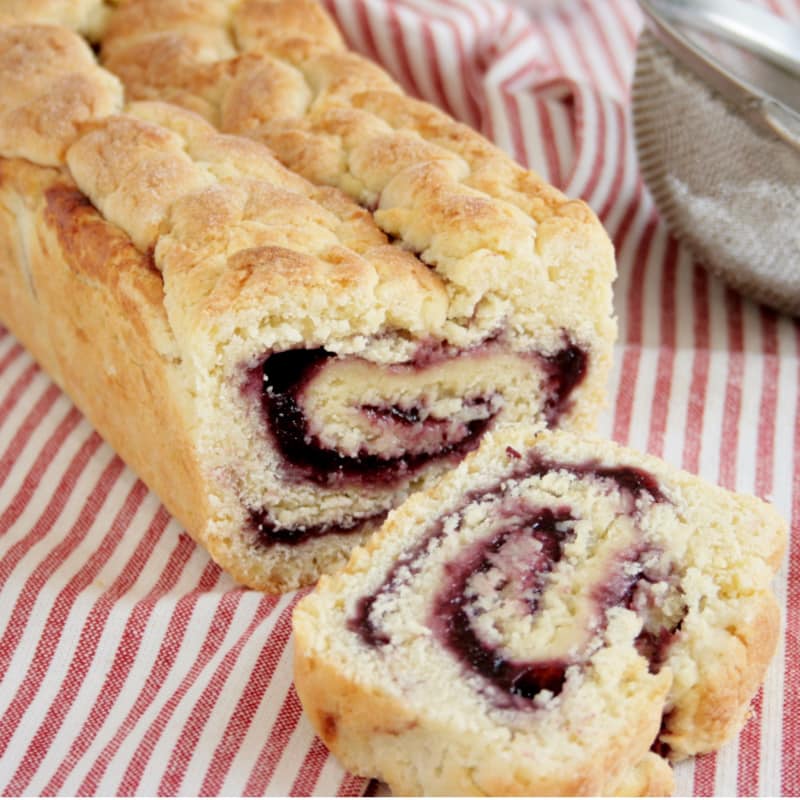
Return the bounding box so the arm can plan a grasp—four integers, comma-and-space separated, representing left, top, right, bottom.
294, 427, 786, 795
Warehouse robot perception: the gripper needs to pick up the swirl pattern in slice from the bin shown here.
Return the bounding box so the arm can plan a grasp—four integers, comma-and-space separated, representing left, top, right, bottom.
236, 337, 588, 549
294, 427, 786, 795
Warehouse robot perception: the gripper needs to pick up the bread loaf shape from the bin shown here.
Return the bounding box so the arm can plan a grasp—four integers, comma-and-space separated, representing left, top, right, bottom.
0, 19, 615, 592
294, 427, 786, 795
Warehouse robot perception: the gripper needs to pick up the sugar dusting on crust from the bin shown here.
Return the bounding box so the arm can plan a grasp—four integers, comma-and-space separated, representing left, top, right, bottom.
0, 22, 122, 165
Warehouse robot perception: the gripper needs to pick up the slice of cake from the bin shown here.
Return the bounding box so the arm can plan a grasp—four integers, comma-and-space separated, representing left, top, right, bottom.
294, 426, 786, 794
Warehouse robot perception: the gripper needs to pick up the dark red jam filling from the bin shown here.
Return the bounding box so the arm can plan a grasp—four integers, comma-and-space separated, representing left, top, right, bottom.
253, 341, 588, 487
363, 404, 423, 425
649, 701, 691, 760
249, 508, 387, 547
244, 340, 588, 545
256, 348, 493, 489
539, 345, 588, 426
527, 459, 668, 508
591, 465, 666, 503
349, 452, 681, 705
433, 508, 574, 701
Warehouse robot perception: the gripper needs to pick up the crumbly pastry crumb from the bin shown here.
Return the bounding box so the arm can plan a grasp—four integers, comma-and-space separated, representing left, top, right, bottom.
294, 426, 786, 795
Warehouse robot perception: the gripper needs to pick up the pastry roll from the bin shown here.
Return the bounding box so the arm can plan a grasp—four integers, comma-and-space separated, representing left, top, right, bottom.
0, 20, 615, 592
294, 427, 786, 794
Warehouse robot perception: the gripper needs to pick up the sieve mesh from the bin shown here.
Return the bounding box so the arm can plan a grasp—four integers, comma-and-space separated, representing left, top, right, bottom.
632, 29, 800, 316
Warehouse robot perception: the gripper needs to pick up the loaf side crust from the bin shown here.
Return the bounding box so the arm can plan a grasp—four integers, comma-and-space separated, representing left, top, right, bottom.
0, 157, 213, 552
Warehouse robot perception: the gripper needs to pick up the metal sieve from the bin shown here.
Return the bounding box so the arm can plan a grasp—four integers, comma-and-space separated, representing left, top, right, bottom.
632, 0, 800, 315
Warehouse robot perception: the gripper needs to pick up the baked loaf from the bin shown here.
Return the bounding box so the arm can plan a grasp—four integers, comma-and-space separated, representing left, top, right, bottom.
0, 16, 615, 592
294, 426, 786, 795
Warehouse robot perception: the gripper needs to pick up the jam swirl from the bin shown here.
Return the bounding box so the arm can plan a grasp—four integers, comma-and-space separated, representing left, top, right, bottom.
258, 348, 495, 489
246, 340, 588, 545
349, 453, 682, 706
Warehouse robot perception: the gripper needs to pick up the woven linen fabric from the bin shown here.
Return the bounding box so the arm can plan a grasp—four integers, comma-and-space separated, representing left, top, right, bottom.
0, 0, 798, 795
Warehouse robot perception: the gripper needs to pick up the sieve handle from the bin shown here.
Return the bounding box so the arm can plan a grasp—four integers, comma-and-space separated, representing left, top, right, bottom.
644, 0, 800, 78
764, 99, 800, 149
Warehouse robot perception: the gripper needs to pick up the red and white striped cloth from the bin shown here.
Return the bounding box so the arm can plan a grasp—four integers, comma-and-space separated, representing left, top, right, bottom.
0, 0, 797, 794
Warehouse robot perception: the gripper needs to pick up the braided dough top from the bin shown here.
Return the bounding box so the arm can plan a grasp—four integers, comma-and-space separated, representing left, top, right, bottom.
0, 21, 123, 165
101, 0, 576, 221
96, 0, 616, 359
65, 101, 456, 361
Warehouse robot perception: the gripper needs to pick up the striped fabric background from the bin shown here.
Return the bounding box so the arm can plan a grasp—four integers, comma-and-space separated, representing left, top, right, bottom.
0, 0, 797, 794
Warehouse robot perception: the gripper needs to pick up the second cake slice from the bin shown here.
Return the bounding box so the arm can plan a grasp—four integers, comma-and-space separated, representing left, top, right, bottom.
294, 427, 786, 794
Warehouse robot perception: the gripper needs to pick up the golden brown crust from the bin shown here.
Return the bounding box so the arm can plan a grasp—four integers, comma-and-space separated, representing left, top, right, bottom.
97, 0, 582, 236
662, 593, 781, 758
607, 753, 675, 796
98, 0, 576, 224
0, 160, 63, 381
66, 112, 217, 251
232, 0, 344, 56
0, 157, 212, 543
64, 102, 454, 352
0, 22, 122, 165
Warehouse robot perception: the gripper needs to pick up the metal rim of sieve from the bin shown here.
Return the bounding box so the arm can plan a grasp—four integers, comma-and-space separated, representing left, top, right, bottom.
637, 0, 800, 150
632, 4, 800, 315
